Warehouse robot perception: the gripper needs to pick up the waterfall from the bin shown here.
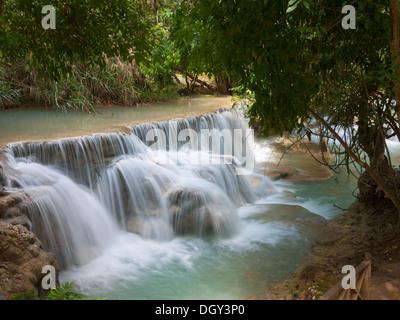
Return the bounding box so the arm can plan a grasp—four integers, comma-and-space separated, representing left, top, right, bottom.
96, 155, 242, 239
1, 106, 276, 268
5, 108, 250, 187
6, 158, 119, 269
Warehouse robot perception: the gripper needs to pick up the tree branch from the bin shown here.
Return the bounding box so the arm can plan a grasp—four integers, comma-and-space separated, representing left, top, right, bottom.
309, 108, 400, 217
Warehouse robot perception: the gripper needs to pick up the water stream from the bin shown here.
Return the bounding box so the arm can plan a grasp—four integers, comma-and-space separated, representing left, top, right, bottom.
0, 97, 358, 299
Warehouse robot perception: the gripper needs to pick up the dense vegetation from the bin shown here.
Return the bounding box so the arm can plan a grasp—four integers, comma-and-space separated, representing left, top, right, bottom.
0, 1, 175, 112
173, 0, 400, 227
1, 0, 400, 226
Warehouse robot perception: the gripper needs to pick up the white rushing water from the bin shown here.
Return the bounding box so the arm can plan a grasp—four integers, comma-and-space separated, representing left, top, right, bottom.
6, 159, 119, 268
0, 105, 358, 299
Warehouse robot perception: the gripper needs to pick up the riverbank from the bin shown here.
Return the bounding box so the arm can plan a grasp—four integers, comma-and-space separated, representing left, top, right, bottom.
250, 201, 400, 300
245, 138, 400, 300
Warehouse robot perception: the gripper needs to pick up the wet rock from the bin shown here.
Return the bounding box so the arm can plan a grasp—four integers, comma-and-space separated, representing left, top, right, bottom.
0, 220, 60, 300
0, 196, 15, 218
249, 203, 337, 242
3, 216, 30, 229
0, 187, 7, 197
8, 178, 22, 188
259, 137, 335, 181
243, 174, 276, 195
166, 188, 219, 235
0, 189, 60, 299
0, 164, 6, 187
256, 163, 299, 181
126, 216, 140, 234
3, 207, 21, 219
0, 192, 31, 221
252, 203, 326, 223
282, 191, 297, 198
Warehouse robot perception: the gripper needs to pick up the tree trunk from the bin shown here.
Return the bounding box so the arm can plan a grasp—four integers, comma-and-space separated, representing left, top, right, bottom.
357, 124, 393, 207
215, 71, 232, 95
389, 0, 400, 123
357, 118, 387, 171
186, 74, 215, 92
0, 0, 5, 17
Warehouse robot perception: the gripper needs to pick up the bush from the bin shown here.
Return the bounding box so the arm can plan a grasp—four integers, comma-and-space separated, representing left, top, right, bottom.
0, 57, 180, 112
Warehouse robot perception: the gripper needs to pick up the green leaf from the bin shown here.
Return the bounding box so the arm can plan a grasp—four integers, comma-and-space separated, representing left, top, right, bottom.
287, 0, 301, 13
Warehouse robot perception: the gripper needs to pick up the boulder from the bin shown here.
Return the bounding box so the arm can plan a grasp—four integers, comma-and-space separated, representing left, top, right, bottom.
166, 188, 222, 236
243, 174, 276, 195
0, 196, 16, 219
255, 162, 299, 181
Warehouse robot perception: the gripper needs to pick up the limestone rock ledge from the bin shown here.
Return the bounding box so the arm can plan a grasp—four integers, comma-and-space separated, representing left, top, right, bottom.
0, 193, 60, 300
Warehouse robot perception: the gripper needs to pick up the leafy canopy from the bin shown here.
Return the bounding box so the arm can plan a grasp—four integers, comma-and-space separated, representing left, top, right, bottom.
178, 0, 394, 137
0, 0, 152, 80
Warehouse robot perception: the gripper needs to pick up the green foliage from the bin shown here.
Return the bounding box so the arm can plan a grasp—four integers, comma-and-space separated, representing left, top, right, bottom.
0, 65, 22, 108
45, 281, 88, 300
0, 0, 152, 81
138, 2, 180, 89
0, 1, 184, 111
170, 2, 228, 84
177, 1, 400, 216
0, 57, 180, 112
178, 0, 395, 142
231, 84, 255, 106
11, 281, 105, 300
172, 0, 317, 135
0, 85, 21, 108
11, 290, 39, 300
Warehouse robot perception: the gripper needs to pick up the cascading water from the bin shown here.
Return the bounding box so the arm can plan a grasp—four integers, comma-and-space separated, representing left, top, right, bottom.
1, 106, 276, 271
97, 155, 243, 239
7, 108, 250, 187
3, 155, 119, 269
0, 101, 360, 299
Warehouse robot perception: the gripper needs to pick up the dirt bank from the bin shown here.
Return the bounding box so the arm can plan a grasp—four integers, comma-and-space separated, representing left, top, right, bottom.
250, 200, 400, 300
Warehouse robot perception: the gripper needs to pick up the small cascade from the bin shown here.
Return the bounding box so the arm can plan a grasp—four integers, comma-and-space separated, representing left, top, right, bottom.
1, 105, 277, 269
7, 133, 148, 189
5, 108, 250, 187
7, 157, 119, 269
96, 154, 243, 239
97, 157, 176, 240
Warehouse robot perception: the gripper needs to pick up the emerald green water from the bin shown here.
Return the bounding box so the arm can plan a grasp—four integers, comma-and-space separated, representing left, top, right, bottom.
0, 96, 233, 146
